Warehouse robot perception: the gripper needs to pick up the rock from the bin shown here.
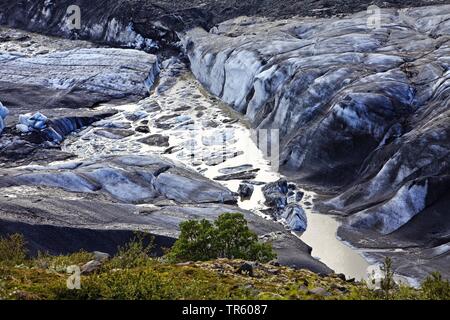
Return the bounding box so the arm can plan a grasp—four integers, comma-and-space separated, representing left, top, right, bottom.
94, 128, 135, 140
266, 268, 281, 275
281, 205, 308, 232
135, 125, 150, 133
268, 260, 280, 267
219, 165, 254, 175
138, 134, 170, 147
298, 285, 308, 292
264, 192, 288, 210
174, 106, 191, 112
308, 287, 331, 297
236, 262, 254, 277
263, 180, 289, 197
164, 145, 182, 154
296, 191, 305, 202
93, 120, 132, 129
81, 260, 103, 274
336, 286, 349, 293
93, 251, 110, 262
222, 118, 238, 124
336, 273, 347, 282
242, 180, 266, 186
204, 150, 244, 166
125, 111, 148, 122
263, 179, 289, 209
214, 169, 259, 181
238, 183, 254, 199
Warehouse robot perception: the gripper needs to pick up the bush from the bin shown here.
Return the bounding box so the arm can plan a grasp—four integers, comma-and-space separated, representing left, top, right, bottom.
380, 257, 395, 300
421, 272, 450, 300
0, 234, 28, 266
33, 251, 94, 272
166, 213, 276, 263
108, 233, 155, 269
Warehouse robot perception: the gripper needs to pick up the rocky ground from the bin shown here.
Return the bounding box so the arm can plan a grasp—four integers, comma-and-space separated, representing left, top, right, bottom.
0, 1, 449, 284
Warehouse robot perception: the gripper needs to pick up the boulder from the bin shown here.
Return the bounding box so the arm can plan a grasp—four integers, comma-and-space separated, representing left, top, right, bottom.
214, 169, 259, 181
264, 192, 288, 210
308, 287, 331, 297
281, 205, 308, 232
81, 260, 103, 274
238, 183, 255, 199
93, 251, 111, 262
236, 262, 254, 277
94, 128, 135, 140
262, 180, 289, 196
138, 134, 170, 147
263, 179, 289, 209
296, 191, 305, 202
135, 125, 150, 133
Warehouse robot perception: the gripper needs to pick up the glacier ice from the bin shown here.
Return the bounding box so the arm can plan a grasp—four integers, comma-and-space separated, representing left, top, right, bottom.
0, 101, 8, 135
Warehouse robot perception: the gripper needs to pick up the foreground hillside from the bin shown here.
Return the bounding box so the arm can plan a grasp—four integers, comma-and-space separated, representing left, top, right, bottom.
1, 234, 449, 300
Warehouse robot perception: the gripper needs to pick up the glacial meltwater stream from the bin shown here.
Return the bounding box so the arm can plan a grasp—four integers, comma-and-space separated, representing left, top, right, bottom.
63, 59, 371, 281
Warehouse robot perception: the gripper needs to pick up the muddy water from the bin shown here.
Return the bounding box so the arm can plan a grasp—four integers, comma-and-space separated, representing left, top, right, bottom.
63, 62, 371, 280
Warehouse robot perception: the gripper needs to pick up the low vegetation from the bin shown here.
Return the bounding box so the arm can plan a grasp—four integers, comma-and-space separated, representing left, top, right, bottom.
166, 213, 276, 263
0, 214, 449, 300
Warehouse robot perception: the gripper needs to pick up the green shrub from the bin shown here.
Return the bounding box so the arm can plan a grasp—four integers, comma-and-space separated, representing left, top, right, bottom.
166, 213, 276, 263
380, 257, 395, 300
0, 234, 28, 266
33, 251, 94, 272
421, 272, 450, 300
108, 233, 155, 269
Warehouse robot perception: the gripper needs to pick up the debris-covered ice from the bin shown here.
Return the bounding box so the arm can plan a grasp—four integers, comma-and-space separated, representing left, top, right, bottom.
0, 101, 9, 135
17, 112, 49, 132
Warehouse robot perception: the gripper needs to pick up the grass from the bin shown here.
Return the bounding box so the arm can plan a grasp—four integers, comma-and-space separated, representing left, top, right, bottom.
0, 233, 449, 300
